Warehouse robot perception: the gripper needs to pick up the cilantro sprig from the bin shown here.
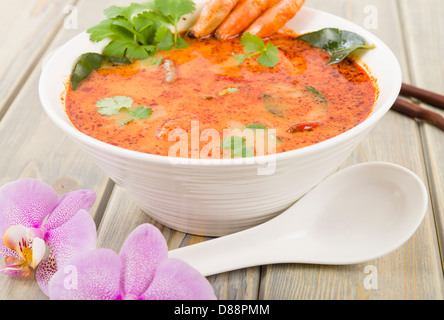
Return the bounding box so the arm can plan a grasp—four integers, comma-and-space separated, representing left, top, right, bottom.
234, 33, 280, 68
71, 0, 195, 90
96, 96, 152, 125
87, 0, 196, 60
222, 136, 254, 158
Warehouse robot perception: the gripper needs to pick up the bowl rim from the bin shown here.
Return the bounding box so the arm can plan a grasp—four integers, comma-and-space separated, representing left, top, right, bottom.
39, 7, 402, 167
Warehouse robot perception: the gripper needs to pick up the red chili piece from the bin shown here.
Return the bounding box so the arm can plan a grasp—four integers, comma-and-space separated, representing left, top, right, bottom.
287, 122, 323, 133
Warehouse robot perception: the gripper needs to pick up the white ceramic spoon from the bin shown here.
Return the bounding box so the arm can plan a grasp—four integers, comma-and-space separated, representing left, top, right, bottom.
168, 162, 428, 276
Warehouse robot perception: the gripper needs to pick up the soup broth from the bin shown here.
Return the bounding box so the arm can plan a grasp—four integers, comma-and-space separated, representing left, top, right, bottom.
65, 33, 376, 158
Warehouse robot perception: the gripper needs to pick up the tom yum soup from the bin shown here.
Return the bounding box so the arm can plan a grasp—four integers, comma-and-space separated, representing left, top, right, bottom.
65, 32, 377, 159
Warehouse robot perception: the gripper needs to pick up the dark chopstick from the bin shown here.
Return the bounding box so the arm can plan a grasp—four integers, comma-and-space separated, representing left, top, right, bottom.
401, 83, 444, 111
389, 83, 444, 131
392, 97, 444, 131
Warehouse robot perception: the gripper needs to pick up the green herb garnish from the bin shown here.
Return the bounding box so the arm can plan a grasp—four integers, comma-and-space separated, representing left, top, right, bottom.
246, 123, 268, 130
96, 96, 134, 115
305, 86, 327, 102
87, 0, 196, 60
154, 0, 196, 47
129, 106, 153, 119
70, 53, 132, 90
222, 136, 254, 158
246, 123, 283, 145
96, 96, 152, 125
234, 33, 280, 68
296, 28, 375, 65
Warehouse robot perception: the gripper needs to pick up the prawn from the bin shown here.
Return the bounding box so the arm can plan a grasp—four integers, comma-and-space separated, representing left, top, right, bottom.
188, 0, 240, 38
214, 0, 281, 40
245, 0, 305, 38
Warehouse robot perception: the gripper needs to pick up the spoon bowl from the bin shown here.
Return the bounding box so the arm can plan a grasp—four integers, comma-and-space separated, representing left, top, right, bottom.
168, 162, 428, 276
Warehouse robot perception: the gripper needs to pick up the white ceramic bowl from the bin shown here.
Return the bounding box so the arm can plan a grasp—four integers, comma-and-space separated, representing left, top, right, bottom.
39, 5, 402, 236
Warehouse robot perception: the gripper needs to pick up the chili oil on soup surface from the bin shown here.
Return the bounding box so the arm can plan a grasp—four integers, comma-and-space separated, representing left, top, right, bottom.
65, 34, 376, 158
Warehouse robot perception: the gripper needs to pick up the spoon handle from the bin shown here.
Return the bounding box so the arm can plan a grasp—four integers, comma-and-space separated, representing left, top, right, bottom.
168, 207, 311, 276
168, 223, 279, 276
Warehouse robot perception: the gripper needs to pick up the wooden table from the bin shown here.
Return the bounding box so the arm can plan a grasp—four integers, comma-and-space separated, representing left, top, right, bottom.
1, 0, 443, 300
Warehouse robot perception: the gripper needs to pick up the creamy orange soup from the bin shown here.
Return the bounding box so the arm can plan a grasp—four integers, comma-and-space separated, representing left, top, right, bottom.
65, 33, 376, 158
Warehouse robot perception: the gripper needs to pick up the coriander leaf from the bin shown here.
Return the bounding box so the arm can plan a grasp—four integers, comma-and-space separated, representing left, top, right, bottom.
96, 96, 134, 115
155, 25, 175, 51
103, 5, 128, 19
103, 39, 156, 60
126, 42, 157, 60
110, 18, 137, 37
70, 53, 106, 90
222, 136, 254, 158
104, 3, 148, 19
136, 24, 158, 46
87, 19, 119, 42
257, 43, 280, 68
102, 39, 130, 57
240, 32, 265, 53
132, 11, 169, 32
130, 106, 152, 119
153, 0, 195, 46
87, 17, 135, 42
246, 123, 268, 130
236, 33, 280, 68
296, 28, 375, 65
154, 0, 196, 24
175, 36, 189, 49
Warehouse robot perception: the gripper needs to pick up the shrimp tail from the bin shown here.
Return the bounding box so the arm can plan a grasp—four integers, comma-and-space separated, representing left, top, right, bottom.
188, 0, 240, 38
214, 0, 281, 40
245, 0, 305, 38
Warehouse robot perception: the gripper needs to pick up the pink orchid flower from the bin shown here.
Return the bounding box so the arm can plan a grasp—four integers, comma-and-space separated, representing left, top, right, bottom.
0, 178, 97, 296
48, 223, 217, 300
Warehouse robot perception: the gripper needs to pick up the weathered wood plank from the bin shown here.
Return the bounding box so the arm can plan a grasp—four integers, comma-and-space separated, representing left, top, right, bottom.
1, 0, 442, 301
0, 0, 77, 118
258, 0, 444, 300
0, 0, 114, 300
398, 0, 444, 275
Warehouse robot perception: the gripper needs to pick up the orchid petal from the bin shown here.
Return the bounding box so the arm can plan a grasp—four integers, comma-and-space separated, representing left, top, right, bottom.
48, 249, 122, 300
0, 256, 32, 278
36, 209, 97, 296
119, 224, 168, 297
140, 258, 217, 300
0, 179, 58, 256
35, 250, 57, 295
42, 189, 96, 231
2, 225, 28, 258
31, 237, 46, 269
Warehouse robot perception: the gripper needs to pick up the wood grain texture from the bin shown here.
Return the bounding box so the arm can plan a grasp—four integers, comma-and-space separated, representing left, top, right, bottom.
0, 0, 112, 300
0, 0, 443, 301
0, 0, 77, 118
397, 0, 444, 274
